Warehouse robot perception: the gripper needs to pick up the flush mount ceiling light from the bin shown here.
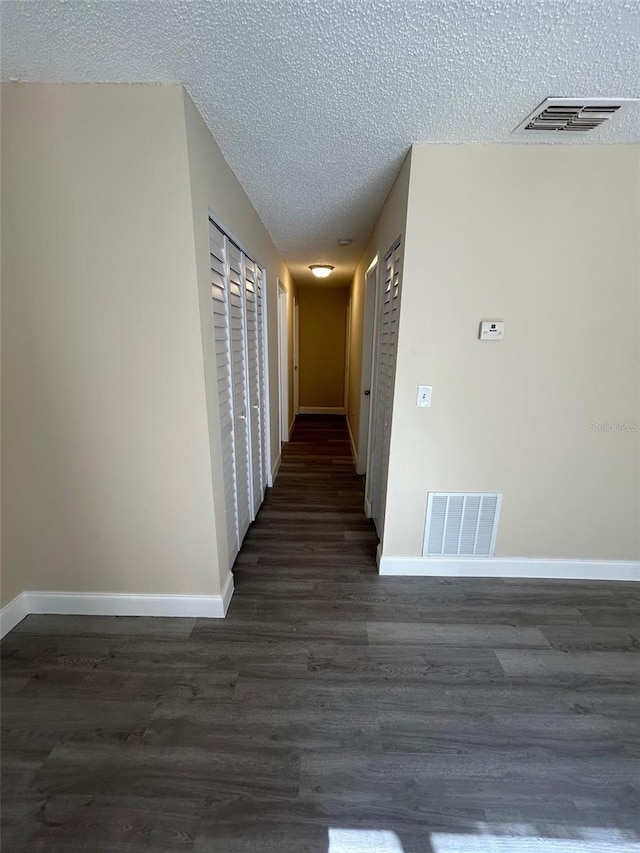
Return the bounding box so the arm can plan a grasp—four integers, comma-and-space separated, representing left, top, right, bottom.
337, 238, 353, 246
309, 264, 334, 278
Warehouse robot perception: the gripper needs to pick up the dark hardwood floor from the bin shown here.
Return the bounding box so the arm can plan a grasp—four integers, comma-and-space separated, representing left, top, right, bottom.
2, 414, 640, 852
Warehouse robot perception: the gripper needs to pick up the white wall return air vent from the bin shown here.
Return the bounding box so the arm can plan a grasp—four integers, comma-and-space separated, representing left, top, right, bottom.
513, 98, 637, 135
423, 493, 502, 558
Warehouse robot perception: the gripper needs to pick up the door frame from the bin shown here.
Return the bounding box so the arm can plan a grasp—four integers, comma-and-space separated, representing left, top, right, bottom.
344, 297, 352, 415
277, 279, 289, 444
259, 265, 274, 489
293, 298, 300, 416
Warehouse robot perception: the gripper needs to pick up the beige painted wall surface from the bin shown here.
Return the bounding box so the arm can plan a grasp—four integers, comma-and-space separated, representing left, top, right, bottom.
0, 84, 4, 599
298, 287, 349, 409
181, 91, 294, 573
1, 83, 222, 605
384, 144, 640, 561
347, 152, 411, 469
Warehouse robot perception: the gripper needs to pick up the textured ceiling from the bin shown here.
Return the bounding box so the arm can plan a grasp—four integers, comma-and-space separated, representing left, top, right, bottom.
2, 1, 640, 287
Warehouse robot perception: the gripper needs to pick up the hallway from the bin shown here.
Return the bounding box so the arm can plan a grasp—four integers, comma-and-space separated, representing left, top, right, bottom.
2, 416, 640, 852
234, 414, 379, 601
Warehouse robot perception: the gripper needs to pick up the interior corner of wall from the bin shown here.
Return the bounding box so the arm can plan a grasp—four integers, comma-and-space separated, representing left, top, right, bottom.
180, 84, 194, 117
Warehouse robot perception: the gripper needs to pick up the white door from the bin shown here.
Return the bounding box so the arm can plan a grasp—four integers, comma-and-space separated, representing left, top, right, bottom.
359, 260, 378, 477
366, 239, 402, 538
293, 300, 300, 416
227, 242, 252, 543
255, 265, 269, 493
209, 219, 268, 564
243, 255, 266, 517
209, 223, 240, 562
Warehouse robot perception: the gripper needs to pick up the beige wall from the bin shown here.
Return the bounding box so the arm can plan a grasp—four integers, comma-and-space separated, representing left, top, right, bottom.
181, 91, 294, 572
1, 83, 296, 609
383, 144, 640, 561
347, 152, 412, 469
298, 287, 349, 409
0, 84, 4, 599
0, 82, 267, 607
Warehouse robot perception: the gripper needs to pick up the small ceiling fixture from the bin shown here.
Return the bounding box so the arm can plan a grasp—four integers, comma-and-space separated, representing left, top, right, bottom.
309, 264, 334, 278
337, 238, 353, 246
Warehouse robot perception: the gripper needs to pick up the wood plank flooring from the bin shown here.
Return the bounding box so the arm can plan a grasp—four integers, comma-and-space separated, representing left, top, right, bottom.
2, 414, 640, 852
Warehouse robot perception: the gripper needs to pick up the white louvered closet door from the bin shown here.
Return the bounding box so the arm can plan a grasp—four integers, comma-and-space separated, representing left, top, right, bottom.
227, 242, 253, 543
209, 218, 268, 565
243, 256, 265, 516
255, 266, 269, 490
368, 239, 402, 537
209, 224, 240, 563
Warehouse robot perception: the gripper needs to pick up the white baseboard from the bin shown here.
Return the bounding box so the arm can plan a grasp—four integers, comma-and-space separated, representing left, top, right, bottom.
0, 592, 30, 637
378, 556, 640, 581
221, 571, 234, 615
0, 580, 235, 639
289, 415, 296, 437
26, 591, 231, 618
298, 406, 345, 415
270, 450, 282, 486
346, 416, 358, 466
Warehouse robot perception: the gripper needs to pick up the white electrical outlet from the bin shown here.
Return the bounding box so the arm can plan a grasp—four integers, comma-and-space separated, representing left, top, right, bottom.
417, 385, 432, 408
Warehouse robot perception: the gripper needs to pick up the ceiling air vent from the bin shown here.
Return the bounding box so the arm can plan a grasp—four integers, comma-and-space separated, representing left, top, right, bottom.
513, 98, 633, 135
423, 493, 502, 558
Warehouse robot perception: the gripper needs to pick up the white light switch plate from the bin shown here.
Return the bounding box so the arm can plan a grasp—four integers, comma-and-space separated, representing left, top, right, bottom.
479, 321, 505, 341
417, 385, 432, 407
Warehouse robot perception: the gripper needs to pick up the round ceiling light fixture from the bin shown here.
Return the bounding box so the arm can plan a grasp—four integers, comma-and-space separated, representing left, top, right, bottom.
309, 264, 335, 278
337, 238, 353, 246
